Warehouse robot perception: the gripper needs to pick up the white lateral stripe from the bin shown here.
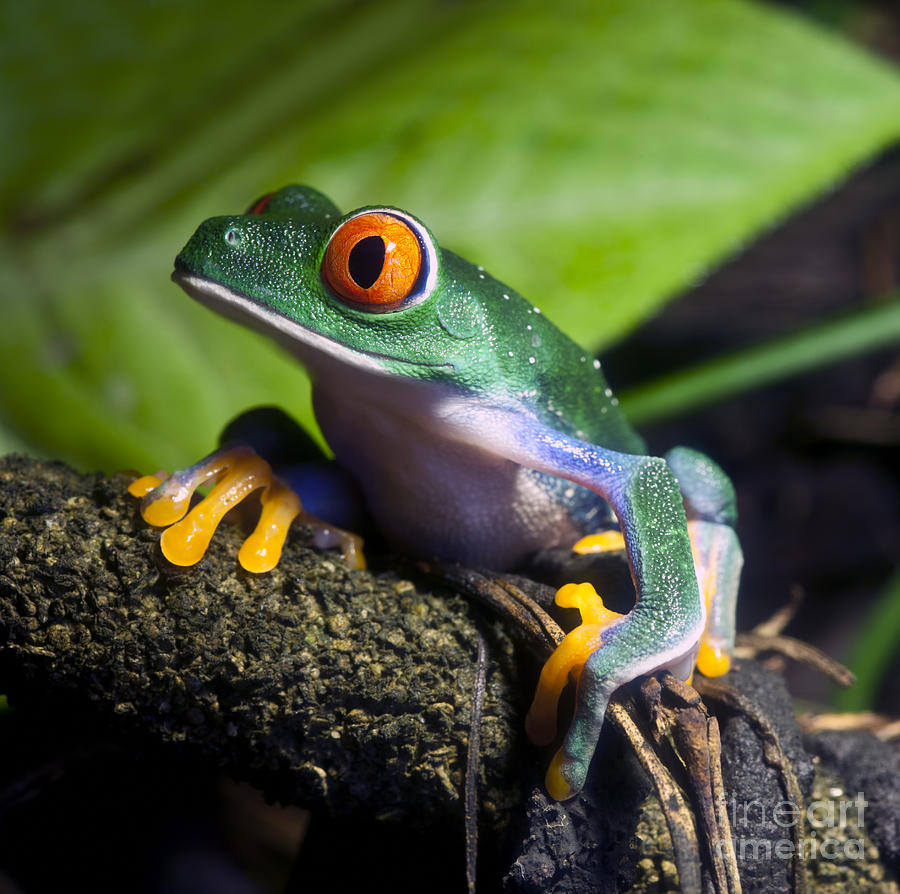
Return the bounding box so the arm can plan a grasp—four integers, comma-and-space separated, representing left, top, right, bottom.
175, 272, 391, 375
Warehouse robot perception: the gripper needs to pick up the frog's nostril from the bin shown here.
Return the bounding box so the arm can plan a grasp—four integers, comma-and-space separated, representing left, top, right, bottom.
224, 227, 243, 247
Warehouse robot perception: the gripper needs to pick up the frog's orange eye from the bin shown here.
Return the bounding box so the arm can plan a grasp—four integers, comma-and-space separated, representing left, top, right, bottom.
247, 193, 274, 215
322, 212, 425, 310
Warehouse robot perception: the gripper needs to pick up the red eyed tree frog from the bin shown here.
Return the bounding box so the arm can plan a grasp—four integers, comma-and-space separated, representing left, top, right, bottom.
130, 185, 743, 801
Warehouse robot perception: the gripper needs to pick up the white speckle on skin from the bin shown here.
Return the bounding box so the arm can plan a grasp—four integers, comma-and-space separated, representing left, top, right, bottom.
605, 387, 613, 397
508, 351, 514, 357
503, 293, 510, 300
611, 397, 619, 406
528, 357, 535, 364
526, 324, 532, 331
593, 359, 601, 369
532, 334, 541, 347
533, 307, 541, 314
580, 356, 586, 363
478, 273, 485, 279
601, 406, 608, 414
564, 487, 575, 499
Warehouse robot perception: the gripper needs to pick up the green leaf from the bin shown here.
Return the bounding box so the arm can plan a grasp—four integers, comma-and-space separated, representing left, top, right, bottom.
620, 298, 900, 424
3, 0, 900, 470
837, 568, 900, 711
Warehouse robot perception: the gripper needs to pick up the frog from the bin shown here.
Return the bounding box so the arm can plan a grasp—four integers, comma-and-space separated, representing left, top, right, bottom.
129, 185, 743, 801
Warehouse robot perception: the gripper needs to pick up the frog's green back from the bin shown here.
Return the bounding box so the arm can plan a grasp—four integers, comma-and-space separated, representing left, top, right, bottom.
440, 250, 646, 456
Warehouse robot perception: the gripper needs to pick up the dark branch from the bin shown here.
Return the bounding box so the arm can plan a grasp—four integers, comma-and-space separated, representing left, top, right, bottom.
0, 454, 530, 825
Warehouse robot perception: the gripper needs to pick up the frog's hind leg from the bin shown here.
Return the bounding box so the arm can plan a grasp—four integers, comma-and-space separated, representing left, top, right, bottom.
666, 447, 743, 678
571, 528, 626, 555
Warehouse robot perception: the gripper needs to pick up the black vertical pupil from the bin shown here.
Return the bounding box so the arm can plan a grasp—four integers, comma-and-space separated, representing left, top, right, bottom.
348, 236, 386, 289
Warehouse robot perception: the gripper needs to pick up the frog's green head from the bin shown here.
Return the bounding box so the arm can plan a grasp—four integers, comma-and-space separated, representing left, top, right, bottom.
173, 184, 516, 390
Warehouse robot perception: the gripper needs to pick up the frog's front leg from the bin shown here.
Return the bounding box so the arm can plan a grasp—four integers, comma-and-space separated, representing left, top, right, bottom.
129, 407, 365, 572
573, 445, 743, 679
130, 445, 301, 571
524, 581, 628, 795
460, 407, 706, 800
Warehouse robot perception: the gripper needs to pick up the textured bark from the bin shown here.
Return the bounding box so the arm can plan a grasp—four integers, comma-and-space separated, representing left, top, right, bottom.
0, 453, 528, 826
1, 454, 897, 893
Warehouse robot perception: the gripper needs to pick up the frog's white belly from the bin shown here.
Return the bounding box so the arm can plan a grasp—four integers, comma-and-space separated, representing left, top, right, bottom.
313, 384, 586, 569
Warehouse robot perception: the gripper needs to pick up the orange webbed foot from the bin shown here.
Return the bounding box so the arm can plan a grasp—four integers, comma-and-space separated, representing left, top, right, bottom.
129, 446, 300, 572
572, 529, 626, 555
129, 446, 365, 572
687, 519, 739, 678
525, 582, 626, 748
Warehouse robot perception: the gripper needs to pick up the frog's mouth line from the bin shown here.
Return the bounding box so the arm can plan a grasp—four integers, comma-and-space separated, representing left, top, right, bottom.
172, 270, 455, 375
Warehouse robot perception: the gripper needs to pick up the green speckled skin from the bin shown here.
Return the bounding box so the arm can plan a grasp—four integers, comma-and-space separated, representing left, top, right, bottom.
172, 185, 742, 799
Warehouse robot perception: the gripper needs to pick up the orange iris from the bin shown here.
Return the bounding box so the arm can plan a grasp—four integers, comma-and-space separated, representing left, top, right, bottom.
323, 212, 422, 308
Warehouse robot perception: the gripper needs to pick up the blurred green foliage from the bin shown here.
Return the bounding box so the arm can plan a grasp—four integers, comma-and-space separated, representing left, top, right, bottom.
621, 299, 900, 423
2, 0, 900, 471
837, 569, 900, 712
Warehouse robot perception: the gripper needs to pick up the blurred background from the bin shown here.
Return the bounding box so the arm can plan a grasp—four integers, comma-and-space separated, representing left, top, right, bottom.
1, 0, 899, 890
